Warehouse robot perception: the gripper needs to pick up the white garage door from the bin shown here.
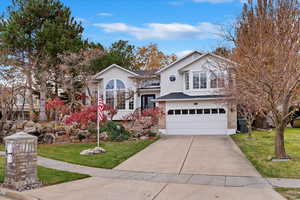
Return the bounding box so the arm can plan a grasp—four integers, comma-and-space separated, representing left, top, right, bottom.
166, 102, 228, 135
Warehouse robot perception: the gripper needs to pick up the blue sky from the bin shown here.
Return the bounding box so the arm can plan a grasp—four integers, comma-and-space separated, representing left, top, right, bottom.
0, 0, 244, 57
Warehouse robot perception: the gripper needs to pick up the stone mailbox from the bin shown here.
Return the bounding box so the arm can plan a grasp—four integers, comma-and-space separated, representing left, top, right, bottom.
3, 131, 39, 191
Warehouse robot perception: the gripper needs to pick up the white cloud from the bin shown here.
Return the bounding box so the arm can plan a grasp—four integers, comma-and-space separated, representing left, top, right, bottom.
193, 0, 233, 3
94, 22, 221, 40
175, 50, 194, 58
97, 13, 113, 17
75, 17, 86, 23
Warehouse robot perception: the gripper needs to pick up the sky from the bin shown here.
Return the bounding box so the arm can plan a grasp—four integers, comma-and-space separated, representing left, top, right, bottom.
0, 0, 244, 57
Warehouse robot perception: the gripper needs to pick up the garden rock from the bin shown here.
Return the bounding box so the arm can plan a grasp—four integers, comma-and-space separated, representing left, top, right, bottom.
80, 147, 106, 155
99, 132, 109, 141
24, 121, 36, 128
24, 127, 36, 134
140, 136, 149, 140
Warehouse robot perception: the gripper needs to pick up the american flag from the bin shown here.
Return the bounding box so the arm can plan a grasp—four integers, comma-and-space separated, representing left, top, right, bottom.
97, 97, 104, 121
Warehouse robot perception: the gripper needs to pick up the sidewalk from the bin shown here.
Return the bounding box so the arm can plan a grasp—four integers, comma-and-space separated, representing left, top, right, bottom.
37, 155, 300, 188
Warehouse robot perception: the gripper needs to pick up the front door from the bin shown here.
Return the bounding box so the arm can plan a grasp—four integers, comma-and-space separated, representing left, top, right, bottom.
141, 94, 156, 110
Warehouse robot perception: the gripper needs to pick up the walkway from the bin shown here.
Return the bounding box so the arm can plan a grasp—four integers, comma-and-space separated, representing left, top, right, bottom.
37, 154, 300, 188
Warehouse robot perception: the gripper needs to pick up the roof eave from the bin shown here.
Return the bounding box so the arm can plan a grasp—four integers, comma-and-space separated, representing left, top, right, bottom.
156, 50, 203, 74
153, 97, 230, 102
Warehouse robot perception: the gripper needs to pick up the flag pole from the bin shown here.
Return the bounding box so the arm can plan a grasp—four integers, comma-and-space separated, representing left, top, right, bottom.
97, 86, 100, 148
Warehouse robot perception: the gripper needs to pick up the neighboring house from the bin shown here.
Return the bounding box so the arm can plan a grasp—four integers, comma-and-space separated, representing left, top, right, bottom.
91, 51, 237, 135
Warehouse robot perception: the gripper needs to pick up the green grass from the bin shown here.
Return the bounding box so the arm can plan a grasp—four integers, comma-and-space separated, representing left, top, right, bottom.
0, 157, 89, 186
232, 128, 300, 178
275, 188, 300, 200
38, 140, 157, 169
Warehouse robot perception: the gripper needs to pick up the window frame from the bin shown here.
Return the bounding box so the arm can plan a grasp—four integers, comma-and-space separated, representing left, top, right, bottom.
104, 79, 127, 110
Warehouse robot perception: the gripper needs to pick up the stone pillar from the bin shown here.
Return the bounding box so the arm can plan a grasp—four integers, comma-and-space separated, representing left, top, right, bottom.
3, 132, 39, 191
228, 104, 237, 130
158, 102, 166, 130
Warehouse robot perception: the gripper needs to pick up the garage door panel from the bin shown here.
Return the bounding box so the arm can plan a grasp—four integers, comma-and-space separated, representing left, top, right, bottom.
165, 102, 228, 135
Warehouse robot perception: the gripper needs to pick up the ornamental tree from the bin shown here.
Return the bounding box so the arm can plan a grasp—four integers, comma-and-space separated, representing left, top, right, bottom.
225, 0, 300, 158
64, 104, 117, 128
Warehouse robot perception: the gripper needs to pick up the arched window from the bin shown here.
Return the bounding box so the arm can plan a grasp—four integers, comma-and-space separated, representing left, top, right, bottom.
105, 79, 126, 110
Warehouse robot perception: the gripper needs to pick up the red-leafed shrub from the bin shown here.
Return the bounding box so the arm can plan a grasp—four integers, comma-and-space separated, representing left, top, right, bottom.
64, 104, 118, 128
123, 107, 164, 135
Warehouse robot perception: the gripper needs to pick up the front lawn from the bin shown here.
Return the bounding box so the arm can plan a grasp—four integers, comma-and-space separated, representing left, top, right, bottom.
232, 128, 300, 178
0, 157, 89, 186
275, 188, 300, 200
38, 140, 156, 168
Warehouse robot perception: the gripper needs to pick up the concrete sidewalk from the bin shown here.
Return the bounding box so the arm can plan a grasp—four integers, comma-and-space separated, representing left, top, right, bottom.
25, 177, 285, 200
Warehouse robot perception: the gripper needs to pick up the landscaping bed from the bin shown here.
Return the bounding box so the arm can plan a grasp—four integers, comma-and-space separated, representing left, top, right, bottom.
38, 140, 157, 168
0, 157, 89, 186
275, 188, 300, 200
232, 128, 300, 178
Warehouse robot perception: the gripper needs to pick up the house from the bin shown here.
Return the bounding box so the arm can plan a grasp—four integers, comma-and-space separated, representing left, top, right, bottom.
91, 51, 237, 135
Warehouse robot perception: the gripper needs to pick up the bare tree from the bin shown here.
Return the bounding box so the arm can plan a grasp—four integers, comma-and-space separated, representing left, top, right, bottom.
225, 0, 300, 158
58, 48, 104, 112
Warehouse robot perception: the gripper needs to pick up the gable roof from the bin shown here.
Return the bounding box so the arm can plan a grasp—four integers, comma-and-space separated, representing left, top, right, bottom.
92, 64, 139, 79
156, 50, 203, 74
178, 52, 237, 72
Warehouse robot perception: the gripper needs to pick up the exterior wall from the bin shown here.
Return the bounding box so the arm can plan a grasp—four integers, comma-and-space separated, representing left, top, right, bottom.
160, 52, 202, 96
94, 67, 138, 120
160, 54, 228, 97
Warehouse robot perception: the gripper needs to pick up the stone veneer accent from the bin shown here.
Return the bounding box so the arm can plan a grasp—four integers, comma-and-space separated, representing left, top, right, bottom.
228, 104, 237, 129
3, 132, 40, 191
158, 102, 166, 129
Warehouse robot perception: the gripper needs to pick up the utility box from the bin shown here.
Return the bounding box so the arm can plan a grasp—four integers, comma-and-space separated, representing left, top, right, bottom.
3, 131, 40, 191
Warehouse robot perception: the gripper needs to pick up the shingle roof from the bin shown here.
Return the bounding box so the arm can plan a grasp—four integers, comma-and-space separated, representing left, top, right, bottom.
155, 92, 227, 101
132, 69, 158, 76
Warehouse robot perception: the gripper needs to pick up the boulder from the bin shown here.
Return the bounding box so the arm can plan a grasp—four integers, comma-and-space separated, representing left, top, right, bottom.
80, 147, 106, 155
139, 136, 149, 140
43, 133, 55, 144
24, 127, 36, 134
99, 132, 109, 141
24, 121, 36, 128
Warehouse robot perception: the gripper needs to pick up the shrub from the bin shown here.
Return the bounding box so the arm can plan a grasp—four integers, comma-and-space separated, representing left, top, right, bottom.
147, 132, 157, 137
100, 121, 129, 141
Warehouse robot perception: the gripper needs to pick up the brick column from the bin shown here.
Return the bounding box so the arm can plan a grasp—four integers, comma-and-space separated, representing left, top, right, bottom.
228, 104, 237, 130
158, 102, 166, 129
4, 132, 40, 191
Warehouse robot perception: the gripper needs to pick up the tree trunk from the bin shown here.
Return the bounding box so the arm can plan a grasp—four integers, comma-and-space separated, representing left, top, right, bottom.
25, 70, 35, 120
39, 73, 47, 121
275, 125, 287, 159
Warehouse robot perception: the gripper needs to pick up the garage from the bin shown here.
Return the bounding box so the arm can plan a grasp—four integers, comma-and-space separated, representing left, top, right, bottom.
165, 102, 228, 135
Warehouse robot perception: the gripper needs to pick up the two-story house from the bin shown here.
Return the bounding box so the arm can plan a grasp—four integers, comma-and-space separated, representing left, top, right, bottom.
91, 51, 237, 135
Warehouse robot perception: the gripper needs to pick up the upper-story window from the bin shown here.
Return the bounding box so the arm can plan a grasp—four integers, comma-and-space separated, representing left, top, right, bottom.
193, 72, 207, 89
185, 72, 189, 90
105, 79, 126, 110
210, 71, 225, 89
190, 71, 225, 90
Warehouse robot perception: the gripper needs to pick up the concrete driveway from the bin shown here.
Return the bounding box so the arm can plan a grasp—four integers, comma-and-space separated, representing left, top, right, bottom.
115, 135, 259, 177
25, 135, 285, 200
